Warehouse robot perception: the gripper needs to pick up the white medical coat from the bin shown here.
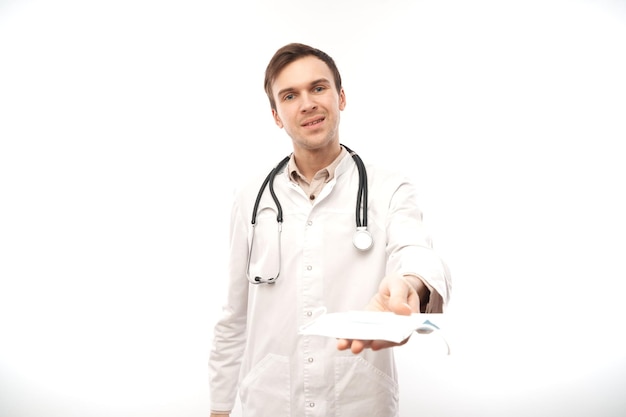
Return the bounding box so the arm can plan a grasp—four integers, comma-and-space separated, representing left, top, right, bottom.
209, 152, 451, 417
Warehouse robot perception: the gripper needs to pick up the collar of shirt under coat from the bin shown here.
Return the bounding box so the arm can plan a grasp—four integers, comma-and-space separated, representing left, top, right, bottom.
287, 146, 349, 203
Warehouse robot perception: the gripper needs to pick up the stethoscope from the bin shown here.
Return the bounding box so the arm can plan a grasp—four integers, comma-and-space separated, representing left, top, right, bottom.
246, 144, 373, 284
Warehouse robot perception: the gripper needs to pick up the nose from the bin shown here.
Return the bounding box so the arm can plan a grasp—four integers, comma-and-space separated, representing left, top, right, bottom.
300, 93, 317, 112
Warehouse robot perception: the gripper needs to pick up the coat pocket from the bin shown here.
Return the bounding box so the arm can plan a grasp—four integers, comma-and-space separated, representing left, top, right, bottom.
334, 356, 399, 417
240, 354, 291, 417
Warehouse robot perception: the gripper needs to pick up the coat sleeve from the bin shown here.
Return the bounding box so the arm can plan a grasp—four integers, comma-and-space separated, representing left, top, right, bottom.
384, 176, 452, 313
209, 193, 250, 412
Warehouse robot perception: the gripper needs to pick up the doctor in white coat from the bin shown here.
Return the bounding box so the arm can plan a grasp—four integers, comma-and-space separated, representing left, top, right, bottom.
209, 43, 451, 417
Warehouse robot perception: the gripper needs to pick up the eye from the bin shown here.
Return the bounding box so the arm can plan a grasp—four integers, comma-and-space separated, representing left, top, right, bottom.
313, 86, 325, 93
283, 93, 295, 101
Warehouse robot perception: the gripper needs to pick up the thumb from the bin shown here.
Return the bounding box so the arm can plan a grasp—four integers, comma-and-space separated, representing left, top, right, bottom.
387, 276, 416, 316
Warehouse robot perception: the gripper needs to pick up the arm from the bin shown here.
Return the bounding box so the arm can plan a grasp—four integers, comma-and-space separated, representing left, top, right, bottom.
338, 176, 451, 353
209, 196, 250, 413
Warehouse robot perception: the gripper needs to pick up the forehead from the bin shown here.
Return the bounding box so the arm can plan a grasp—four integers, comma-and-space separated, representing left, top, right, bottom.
272, 56, 333, 93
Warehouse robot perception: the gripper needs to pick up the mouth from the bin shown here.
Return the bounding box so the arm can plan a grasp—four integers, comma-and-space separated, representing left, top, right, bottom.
301, 116, 325, 128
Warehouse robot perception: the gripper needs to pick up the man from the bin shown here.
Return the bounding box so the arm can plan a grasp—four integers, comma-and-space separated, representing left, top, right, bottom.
209, 43, 451, 417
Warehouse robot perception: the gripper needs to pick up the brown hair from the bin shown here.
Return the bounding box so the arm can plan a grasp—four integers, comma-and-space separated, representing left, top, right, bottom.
264, 43, 343, 110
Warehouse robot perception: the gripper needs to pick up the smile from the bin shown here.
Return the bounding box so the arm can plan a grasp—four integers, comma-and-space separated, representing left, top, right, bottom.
302, 117, 324, 127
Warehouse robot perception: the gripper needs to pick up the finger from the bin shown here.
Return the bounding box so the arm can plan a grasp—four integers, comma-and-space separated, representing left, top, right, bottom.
388, 278, 415, 315
370, 340, 396, 351
350, 339, 371, 354
405, 286, 420, 313
370, 336, 409, 351
337, 338, 351, 351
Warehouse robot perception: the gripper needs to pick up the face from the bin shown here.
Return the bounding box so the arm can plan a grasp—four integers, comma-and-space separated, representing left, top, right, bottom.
271, 56, 346, 153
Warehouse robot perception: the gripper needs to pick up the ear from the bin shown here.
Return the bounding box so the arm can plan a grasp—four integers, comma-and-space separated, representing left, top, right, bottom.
272, 108, 284, 128
339, 88, 347, 111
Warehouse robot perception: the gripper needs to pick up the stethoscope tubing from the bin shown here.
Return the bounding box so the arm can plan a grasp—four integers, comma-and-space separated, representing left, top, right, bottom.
247, 145, 371, 284
342, 144, 367, 229
251, 155, 290, 226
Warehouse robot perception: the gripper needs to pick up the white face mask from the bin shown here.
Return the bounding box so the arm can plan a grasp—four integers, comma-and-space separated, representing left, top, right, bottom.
298, 309, 451, 355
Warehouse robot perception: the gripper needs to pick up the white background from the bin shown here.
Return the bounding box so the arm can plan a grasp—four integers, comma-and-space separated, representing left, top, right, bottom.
1, 0, 626, 416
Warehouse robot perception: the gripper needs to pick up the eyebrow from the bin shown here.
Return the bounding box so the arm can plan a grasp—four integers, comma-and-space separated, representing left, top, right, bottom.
276, 78, 332, 98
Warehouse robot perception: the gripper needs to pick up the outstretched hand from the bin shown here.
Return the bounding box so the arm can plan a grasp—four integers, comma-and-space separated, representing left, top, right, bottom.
337, 273, 423, 354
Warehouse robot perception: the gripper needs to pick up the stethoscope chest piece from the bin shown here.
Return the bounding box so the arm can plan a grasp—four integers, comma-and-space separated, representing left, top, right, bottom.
353, 227, 373, 251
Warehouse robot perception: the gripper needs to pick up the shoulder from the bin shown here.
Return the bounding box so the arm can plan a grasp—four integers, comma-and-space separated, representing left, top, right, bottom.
231, 154, 290, 201
363, 161, 415, 189
354, 153, 423, 207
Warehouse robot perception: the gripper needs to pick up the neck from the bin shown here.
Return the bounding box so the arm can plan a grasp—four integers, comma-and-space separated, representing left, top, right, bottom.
293, 142, 342, 181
